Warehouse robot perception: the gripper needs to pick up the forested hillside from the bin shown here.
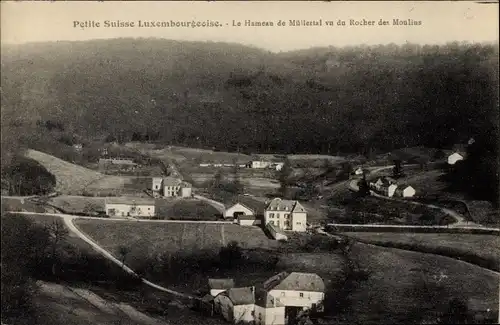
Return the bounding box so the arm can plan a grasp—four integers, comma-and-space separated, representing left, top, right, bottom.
1, 38, 499, 203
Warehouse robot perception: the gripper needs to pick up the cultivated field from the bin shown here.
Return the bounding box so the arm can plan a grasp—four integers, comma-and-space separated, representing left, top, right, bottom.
74, 219, 279, 259
344, 232, 500, 271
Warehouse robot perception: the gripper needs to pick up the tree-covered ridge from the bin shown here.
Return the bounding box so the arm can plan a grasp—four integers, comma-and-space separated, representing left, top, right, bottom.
1, 39, 498, 204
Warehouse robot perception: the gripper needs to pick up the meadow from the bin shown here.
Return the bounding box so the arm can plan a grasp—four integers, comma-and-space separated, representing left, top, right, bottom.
343, 232, 500, 272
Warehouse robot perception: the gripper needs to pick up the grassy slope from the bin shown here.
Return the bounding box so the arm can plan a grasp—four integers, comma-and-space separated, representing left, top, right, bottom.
24, 149, 129, 195
348, 243, 499, 324
344, 232, 500, 271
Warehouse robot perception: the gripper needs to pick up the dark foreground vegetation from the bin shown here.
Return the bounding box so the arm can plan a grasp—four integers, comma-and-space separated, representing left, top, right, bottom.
1, 213, 142, 324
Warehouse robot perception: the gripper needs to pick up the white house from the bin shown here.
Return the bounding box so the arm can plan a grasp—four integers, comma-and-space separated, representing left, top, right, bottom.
214, 287, 256, 324
273, 163, 285, 171
249, 161, 272, 169
213, 272, 325, 325
264, 272, 325, 311
224, 196, 266, 226
394, 185, 416, 198
448, 152, 465, 165
254, 289, 286, 325
354, 167, 364, 175
380, 183, 399, 198
370, 176, 397, 191
105, 197, 155, 218
153, 177, 192, 198
208, 278, 235, 297
264, 198, 307, 232
152, 177, 163, 196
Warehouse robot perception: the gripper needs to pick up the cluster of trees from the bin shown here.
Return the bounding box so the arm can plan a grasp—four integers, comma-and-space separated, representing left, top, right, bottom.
1, 213, 141, 324
1, 39, 498, 205
1, 155, 56, 196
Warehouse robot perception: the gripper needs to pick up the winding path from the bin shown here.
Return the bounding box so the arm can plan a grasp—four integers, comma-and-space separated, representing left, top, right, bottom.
7, 211, 199, 302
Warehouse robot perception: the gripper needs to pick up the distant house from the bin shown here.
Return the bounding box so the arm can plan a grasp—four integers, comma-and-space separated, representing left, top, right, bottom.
264, 198, 307, 232
272, 162, 285, 171
105, 197, 155, 218
199, 163, 212, 167
249, 161, 272, 169
370, 176, 397, 191
224, 196, 266, 226
354, 167, 364, 175
447, 152, 465, 165
394, 185, 416, 198
180, 181, 192, 197
208, 278, 235, 297
152, 177, 163, 196
99, 157, 137, 166
163, 177, 182, 197
212, 272, 325, 325
380, 183, 398, 198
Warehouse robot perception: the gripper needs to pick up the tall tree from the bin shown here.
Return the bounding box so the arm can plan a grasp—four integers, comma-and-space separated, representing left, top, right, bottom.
278, 157, 293, 197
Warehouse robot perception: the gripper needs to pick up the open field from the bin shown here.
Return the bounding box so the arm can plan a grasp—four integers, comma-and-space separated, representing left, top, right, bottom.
343, 232, 500, 271
156, 199, 221, 220
74, 219, 279, 259
346, 242, 499, 324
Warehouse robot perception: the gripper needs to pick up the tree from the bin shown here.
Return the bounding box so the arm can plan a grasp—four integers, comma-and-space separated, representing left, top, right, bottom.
279, 157, 293, 197
118, 245, 130, 268
357, 174, 370, 197
392, 159, 404, 178
219, 241, 242, 269
45, 219, 69, 276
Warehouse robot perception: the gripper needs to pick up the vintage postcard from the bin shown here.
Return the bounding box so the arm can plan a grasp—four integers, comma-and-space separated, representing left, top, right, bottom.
1, 1, 499, 325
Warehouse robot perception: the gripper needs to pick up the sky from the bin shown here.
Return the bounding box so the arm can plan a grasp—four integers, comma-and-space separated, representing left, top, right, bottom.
1, 1, 498, 52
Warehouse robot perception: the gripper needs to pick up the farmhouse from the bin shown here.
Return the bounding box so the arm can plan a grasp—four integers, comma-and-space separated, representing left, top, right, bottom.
448, 152, 465, 165
394, 184, 416, 198
370, 176, 397, 191
212, 272, 325, 325
264, 198, 307, 232
380, 183, 398, 198
99, 157, 137, 166
208, 278, 235, 297
263, 272, 325, 311
214, 287, 256, 324
105, 197, 155, 218
152, 177, 193, 198
224, 195, 266, 226
248, 161, 272, 169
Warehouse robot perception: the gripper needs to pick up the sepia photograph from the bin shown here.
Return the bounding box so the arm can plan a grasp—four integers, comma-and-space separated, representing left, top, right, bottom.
1, 1, 499, 325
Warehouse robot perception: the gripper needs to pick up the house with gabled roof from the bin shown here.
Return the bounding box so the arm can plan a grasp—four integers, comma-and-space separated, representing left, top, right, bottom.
394, 184, 416, 198
105, 197, 155, 218
214, 286, 256, 324
264, 198, 307, 232
151, 176, 192, 198
224, 195, 267, 226
264, 272, 325, 310
212, 271, 325, 325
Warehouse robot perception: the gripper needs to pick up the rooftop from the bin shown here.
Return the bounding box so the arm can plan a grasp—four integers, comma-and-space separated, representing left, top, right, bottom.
223, 287, 255, 306
266, 198, 306, 213
265, 272, 325, 293
226, 195, 268, 214
254, 288, 285, 308
162, 177, 182, 186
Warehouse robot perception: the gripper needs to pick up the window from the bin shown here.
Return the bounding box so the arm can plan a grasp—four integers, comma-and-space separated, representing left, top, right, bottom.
270, 213, 274, 218
285, 214, 290, 219
297, 222, 301, 225
300, 293, 304, 298
251, 310, 255, 317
